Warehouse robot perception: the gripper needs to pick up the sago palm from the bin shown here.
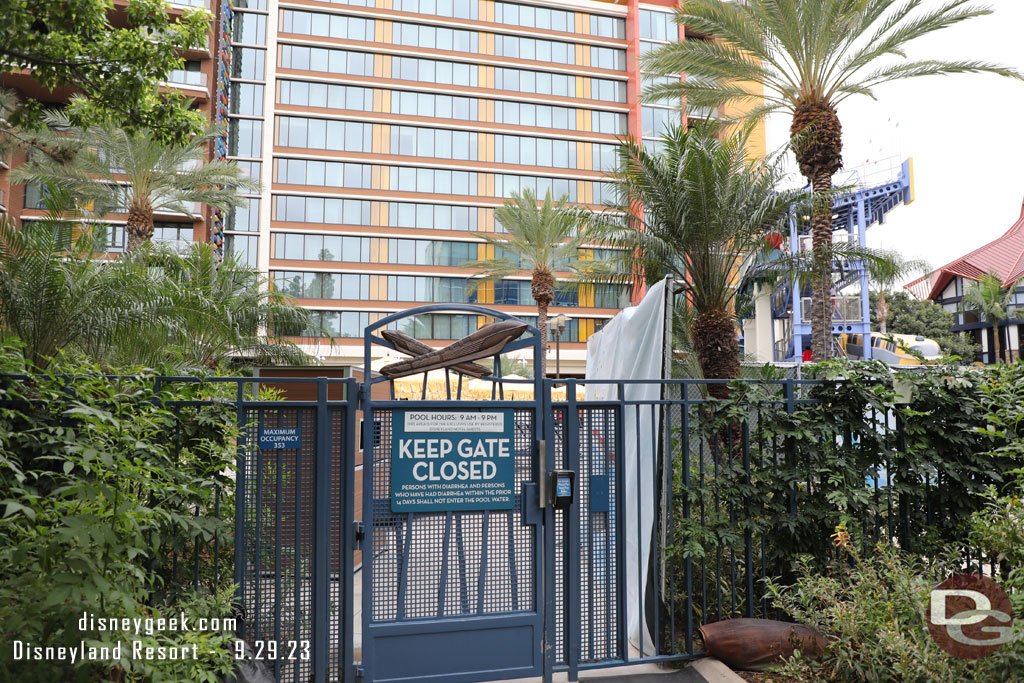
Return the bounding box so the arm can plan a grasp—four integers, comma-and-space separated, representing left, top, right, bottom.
0, 187, 168, 368
12, 111, 259, 251
147, 243, 317, 370
599, 124, 800, 396
642, 0, 1022, 360
462, 189, 610, 378
959, 273, 1019, 364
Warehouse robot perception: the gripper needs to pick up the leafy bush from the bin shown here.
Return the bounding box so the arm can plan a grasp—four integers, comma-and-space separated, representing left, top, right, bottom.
667, 358, 1024, 629
0, 346, 239, 681
765, 540, 1024, 682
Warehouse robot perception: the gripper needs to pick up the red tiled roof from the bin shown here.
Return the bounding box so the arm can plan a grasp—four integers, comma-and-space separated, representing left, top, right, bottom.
906, 197, 1024, 300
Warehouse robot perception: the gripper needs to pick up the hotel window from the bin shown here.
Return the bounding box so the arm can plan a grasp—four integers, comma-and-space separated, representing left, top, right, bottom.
232, 47, 265, 81
152, 222, 193, 251
639, 9, 675, 42
232, 12, 266, 45
278, 46, 626, 102
228, 198, 260, 231
230, 83, 264, 116
229, 118, 262, 158
236, 161, 262, 183
226, 234, 258, 267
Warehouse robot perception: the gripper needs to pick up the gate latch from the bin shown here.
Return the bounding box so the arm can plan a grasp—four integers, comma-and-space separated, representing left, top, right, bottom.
548, 470, 576, 510
354, 521, 365, 549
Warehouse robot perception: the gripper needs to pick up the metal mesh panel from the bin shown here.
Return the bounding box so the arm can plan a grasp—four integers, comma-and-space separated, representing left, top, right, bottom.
578, 406, 619, 664
329, 407, 346, 681
238, 404, 348, 683
239, 407, 314, 682
369, 407, 536, 623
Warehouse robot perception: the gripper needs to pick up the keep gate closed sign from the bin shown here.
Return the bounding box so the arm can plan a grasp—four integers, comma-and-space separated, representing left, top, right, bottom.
390, 409, 516, 512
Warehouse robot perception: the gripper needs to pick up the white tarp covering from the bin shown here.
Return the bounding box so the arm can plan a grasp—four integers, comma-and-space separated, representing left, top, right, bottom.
584, 278, 667, 656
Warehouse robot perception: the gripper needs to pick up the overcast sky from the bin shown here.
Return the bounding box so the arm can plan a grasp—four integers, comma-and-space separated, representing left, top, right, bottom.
764, 0, 1024, 285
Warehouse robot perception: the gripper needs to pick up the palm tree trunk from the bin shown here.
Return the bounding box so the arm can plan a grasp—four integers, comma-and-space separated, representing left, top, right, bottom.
692, 308, 740, 400
992, 322, 1002, 363
125, 203, 155, 252
877, 291, 889, 334
536, 300, 549, 378
532, 268, 555, 378
809, 168, 834, 361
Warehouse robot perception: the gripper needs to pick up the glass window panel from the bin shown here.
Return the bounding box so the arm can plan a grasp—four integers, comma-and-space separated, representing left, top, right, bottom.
292, 46, 311, 71
416, 128, 435, 157
233, 12, 266, 45
435, 60, 453, 84
434, 169, 452, 194
415, 167, 432, 192
226, 234, 257, 266
452, 170, 470, 195
232, 47, 265, 80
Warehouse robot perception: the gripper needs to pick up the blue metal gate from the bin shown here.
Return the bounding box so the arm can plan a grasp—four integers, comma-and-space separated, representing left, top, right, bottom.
359, 305, 545, 683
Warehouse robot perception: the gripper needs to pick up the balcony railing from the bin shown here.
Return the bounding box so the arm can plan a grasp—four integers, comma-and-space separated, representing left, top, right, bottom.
801, 296, 863, 324
166, 0, 211, 8
166, 70, 208, 88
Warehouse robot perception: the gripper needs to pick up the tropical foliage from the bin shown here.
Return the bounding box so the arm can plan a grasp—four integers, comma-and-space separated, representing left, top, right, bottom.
462, 189, 611, 377
0, 351, 238, 681
0, 0, 210, 139
599, 125, 798, 394
11, 112, 259, 251
959, 272, 1021, 363
641, 0, 1022, 361
766, 542, 1024, 681
869, 250, 930, 334
0, 190, 314, 371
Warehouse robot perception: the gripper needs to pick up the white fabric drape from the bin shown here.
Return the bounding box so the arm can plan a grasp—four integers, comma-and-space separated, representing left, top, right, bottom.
584, 279, 667, 656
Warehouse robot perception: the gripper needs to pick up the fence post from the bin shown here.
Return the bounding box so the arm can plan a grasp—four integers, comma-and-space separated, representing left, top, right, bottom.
234, 381, 247, 631
342, 379, 357, 683
783, 380, 797, 517
896, 412, 910, 553
313, 378, 330, 682
566, 380, 580, 681
681, 394, 693, 653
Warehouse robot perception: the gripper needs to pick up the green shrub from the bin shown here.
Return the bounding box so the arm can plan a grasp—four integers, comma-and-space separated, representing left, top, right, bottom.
0, 346, 238, 681
765, 541, 1024, 682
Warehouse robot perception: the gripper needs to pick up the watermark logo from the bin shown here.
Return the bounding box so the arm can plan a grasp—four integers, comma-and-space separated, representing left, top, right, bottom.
927, 574, 1013, 659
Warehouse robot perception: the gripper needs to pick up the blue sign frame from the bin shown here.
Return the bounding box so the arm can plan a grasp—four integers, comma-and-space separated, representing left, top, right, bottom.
391, 408, 516, 512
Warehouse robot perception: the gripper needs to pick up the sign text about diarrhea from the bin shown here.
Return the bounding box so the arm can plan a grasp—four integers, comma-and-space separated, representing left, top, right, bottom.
391, 410, 515, 511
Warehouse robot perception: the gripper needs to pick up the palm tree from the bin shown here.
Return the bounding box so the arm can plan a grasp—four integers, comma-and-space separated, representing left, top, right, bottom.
148, 243, 317, 370
641, 0, 1022, 361
0, 186, 314, 371
598, 124, 799, 396
12, 111, 259, 251
0, 187, 167, 368
960, 273, 1019, 364
869, 251, 930, 334
462, 189, 610, 377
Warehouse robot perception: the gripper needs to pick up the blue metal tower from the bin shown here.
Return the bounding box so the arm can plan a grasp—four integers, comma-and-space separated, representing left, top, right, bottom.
772, 159, 914, 361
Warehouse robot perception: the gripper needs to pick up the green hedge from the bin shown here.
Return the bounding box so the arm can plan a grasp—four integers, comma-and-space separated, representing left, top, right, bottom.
0, 345, 238, 682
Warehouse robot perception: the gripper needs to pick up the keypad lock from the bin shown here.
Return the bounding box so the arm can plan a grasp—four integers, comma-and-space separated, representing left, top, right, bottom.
548, 470, 576, 509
